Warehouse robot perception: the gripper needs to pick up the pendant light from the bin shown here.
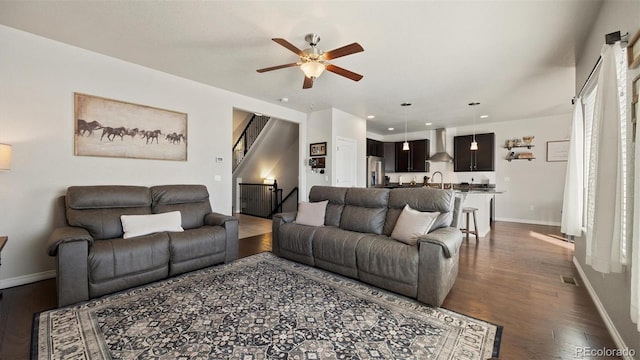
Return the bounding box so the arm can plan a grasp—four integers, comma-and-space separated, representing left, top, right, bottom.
401, 102, 411, 151
469, 102, 480, 151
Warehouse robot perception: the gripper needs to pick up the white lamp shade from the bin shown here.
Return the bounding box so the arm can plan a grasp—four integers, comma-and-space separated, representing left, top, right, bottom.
300, 61, 325, 79
470, 141, 478, 151
402, 141, 410, 151
0, 143, 11, 170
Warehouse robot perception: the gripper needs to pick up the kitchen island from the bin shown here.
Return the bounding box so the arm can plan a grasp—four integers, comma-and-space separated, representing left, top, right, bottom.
455, 189, 504, 238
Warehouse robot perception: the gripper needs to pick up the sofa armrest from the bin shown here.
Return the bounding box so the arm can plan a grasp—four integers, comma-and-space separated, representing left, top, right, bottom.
271, 212, 297, 257
273, 212, 297, 223
418, 227, 463, 258
416, 227, 463, 307
47, 226, 93, 256
204, 213, 239, 263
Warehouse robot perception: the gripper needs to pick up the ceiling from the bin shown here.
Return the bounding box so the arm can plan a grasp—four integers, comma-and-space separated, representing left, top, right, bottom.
0, 1, 602, 135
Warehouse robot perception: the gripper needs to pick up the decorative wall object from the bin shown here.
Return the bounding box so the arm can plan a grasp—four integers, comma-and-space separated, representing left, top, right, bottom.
310, 142, 327, 156
628, 28, 640, 69
546, 140, 569, 162
74, 93, 187, 161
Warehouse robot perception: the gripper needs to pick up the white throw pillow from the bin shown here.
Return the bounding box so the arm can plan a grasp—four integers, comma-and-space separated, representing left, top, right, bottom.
295, 200, 328, 227
391, 205, 440, 245
121, 211, 184, 239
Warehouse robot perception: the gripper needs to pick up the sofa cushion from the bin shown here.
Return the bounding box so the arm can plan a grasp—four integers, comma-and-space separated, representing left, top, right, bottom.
356, 235, 419, 298
66, 186, 152, 240
312, 227, 365, 278
390, 205, 440, 245
167, 226, 227, 275
121, 211, 184, 239
384, 188, 455, 235
88, 232, 170, 283
277, 223, 318, 266
309, 186, 348, 227
340, 188, 389, 235
151, 185, 212, 230
295, 201, 328, 227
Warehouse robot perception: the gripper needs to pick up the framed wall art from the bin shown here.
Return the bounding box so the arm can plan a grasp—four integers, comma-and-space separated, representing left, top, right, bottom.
74, 93, 187, 161
546, 140, 569, 162
310, 142, 327, 157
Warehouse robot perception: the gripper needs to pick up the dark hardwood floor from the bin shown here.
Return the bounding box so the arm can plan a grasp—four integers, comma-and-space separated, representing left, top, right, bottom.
0, 222, 618, 359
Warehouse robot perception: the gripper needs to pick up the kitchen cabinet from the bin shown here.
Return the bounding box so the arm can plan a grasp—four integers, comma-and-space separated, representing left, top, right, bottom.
383, 142, 396, 173
366, 138, 384, 157
453, 133, 495, 172
395, 139, 430, 172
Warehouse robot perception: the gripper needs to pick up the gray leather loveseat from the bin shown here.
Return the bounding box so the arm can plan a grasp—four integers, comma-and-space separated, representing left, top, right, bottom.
47, 184, 238, 307
272, 186, 462, 307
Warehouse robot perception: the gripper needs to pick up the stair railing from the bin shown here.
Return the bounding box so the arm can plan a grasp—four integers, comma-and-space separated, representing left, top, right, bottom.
232, 115, 270, 171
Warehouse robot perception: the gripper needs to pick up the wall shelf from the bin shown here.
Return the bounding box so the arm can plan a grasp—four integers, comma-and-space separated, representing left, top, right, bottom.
506, 157, 535, 162
504, 144, 534, 150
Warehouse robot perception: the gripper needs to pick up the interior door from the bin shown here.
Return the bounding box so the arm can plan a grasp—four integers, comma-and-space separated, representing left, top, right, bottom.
335, 137, 356, 187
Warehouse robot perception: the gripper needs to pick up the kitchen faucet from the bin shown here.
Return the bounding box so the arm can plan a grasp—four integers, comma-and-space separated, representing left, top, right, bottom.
432, 171, 444, 189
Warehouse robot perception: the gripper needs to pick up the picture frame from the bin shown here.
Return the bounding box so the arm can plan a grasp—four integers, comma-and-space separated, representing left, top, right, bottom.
310, 142, 327, 157
628, 28, 640, 69
546, 140, 569, 162
74, 93, 187, 161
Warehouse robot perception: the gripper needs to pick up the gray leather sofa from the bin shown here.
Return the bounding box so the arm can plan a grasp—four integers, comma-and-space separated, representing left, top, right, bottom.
47, 184, 238, 307
272, 186, 462, 307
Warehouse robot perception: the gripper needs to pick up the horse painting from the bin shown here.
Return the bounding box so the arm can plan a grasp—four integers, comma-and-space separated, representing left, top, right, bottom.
76, 119, 102, 136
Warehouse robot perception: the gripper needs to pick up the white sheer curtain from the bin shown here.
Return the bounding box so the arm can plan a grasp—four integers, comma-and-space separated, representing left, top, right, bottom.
585, 43, 628, 274
561, 99, 584, 236
632, 94, 640, 331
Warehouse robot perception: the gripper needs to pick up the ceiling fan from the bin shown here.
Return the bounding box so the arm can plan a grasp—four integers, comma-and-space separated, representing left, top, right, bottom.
257, 33, 364, 89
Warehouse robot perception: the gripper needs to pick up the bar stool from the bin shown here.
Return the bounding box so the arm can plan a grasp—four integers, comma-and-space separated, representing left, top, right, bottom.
461, 207, 479, 241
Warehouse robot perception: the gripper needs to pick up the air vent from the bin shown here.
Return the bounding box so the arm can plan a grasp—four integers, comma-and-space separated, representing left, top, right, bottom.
560, 275, 578, 286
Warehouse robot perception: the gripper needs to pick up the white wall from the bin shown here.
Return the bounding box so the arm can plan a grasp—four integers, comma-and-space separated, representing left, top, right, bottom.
306, 109, 332, 195
0, 25, 306, 287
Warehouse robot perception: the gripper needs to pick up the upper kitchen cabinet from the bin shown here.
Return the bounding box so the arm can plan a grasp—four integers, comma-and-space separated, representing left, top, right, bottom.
366, 138, 384, 157
383, 142, 396, 173
453, 133, 495, 172
395, 139, 430, 172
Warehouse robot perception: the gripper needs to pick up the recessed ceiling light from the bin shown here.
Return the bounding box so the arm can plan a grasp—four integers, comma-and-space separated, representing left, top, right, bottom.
388, 127, 395, 131
367, 115, 375, 119
425, 122, 432, 126
480, 115, 489, 119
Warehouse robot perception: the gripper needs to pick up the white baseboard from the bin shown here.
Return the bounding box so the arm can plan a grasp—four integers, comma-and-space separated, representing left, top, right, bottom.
0, 270, 56, 289
495, 217, 561, 227
573, 257, 633, 360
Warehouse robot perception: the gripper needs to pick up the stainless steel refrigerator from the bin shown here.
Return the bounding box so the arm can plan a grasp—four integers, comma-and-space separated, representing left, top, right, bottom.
366, 156, 385, 188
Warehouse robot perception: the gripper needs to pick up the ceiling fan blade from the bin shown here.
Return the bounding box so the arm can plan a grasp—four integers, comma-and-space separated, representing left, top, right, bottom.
323, 42, 364, 60
326, 64, 363, 82
272, 38, 304, 56
303, 76, 314, 89
256, 63, 299, 73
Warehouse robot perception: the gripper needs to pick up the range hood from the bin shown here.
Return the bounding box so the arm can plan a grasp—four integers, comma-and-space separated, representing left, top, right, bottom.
429, 128, 454, 162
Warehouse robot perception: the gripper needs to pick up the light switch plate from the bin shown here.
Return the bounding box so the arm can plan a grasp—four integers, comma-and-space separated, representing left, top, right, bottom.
214, 175, 221, 181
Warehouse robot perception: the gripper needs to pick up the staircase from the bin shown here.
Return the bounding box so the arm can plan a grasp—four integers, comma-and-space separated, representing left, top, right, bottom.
232, 114, 271, 172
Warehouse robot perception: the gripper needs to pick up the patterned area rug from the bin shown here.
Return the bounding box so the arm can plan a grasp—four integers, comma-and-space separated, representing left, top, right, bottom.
32, 252, 502, 359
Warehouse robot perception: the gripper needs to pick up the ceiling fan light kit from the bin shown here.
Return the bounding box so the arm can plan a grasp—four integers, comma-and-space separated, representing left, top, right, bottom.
257, 33, 364, 89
